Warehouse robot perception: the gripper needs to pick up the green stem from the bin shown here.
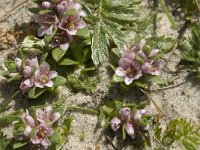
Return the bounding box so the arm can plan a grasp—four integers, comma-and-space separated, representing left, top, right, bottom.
158, 0, 177, 29
0, 90, 20, 113
66, 106, 99, 115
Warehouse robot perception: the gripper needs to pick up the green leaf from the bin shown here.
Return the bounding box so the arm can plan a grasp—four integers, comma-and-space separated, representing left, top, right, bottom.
7, 74, 22, 83
91, 24, 108, 66
28, 7, 40, 13
0, 115, 18, 127
122, 124, 126, 140
132, 80, 148, 88
53, 76, 66, 87
39, 9, 54, 14
76, 28, 90, 39
44, 27, 58, 43
52, 47, 67, 62
0, 131, 10, 150
58, 58, 80, 66
80, 67, 96, 74
39, 52, 48, 64
13, 141, 28, 149
28, 87, 48, 99
102, 4, 140, 21
111, 48, 120, 57
111, 74, 124, 83
136, 101, 147, 109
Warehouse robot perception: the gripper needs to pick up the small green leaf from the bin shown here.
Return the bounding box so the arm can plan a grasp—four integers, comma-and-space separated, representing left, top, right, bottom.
52, 47, 66, 62
44, 28, 58, 43
28, 7, 40, 13
13, 141, 28, 149
122, 124, 126, 140
112, 74, 124, 83
58, 58, 80, 66
111, 48, 121, 57
64, 8, 77, 16
28, 87, 47, 99
39, 9, 54, 14
7, 74, 22, 83
77, 28, 90, 39
53, 76, 66, 87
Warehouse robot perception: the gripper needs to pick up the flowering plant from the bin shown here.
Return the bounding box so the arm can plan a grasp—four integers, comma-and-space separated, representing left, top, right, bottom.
13, 105, 72, 149
99, 100, 151, 141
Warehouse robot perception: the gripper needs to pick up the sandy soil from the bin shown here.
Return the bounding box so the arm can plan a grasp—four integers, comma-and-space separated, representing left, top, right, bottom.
0, 0, 199, 150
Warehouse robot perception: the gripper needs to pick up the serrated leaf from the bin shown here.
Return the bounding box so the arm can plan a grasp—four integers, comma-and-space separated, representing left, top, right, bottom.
91, 24, 108, 66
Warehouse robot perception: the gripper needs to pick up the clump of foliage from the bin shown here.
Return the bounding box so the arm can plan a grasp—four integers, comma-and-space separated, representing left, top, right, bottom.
180, 24, 200, 78
111, 36, 175, 88
0, 104, 73, 149
99, 100, 151, 142
154, 119, 200, 150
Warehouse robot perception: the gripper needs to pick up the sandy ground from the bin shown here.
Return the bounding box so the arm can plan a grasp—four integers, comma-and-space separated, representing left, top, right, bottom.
0, 0, 199, 150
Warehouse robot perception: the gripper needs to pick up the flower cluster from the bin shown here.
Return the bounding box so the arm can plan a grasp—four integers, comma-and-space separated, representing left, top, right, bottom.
115, 39, 160, 85
22, 106, 61, 149
35, 0, 86, 50
110, 107, 150, 139
14, 57, 58, 92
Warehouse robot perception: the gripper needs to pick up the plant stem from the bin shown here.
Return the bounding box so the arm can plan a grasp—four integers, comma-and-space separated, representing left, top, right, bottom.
66, 106, 99, 115
158, 0, 177, 29
0, 90, 20, 113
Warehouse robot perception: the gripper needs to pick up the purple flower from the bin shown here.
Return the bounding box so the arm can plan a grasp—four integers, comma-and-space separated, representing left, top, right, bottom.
56, 0, 86, 16
110, 117, 121, 131
141, 61, 160, 76
35, 14, 59, 37
36, 106, 61, 126
124, 122, 135, 137
34, 62, 58, 88
115, 58, 142, 85
133, 109, 148, 122
15, 58, 22, 72
22, 110, 36, 136
41, 1, 55, 9
50, 30, 72, 50
20, 78, 34, 92
119, 107, 131, 121
31, 124, 53, 149
59, 15, 86, 35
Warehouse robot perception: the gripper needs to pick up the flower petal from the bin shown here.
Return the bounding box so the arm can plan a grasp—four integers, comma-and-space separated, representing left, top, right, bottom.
50, 112, 61, 124
15, 58, 22, 71
48, 71, 58, 79
27, 57, 39, 69
24, 125, 32, 136
110, 117, 121, 131
44, 80, 53, 87
41, 138, 51, 149
149, 49, 159, 57
124, 77, 134, 85
115, 67, 126, 77
23, 66, 32, 78
119, 107, 131, 121
60, 42, 69, 51
124, 122, 134, 136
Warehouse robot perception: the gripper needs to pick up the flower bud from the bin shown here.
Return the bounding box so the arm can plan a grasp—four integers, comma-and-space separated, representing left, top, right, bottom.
110, 117, 121, 131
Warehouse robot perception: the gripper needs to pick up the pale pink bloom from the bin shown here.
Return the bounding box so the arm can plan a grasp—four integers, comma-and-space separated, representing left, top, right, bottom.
124, 122, 135, 137
56, 0, 86, 17
119, 107, 131, 121
42, 1, 55, 9
36, 105, 61, 126
34, 62, 58, 88
31, 124, 53, 149
141, 61, 160, 76
59, 15, 86, 35
22, 110, 36, 136
110, 117, 121, 131
115, 58, 142, 85
20, 78, 34, 92
15, 58, 22, 72
133, 109, 148, 122
35, 14, 59, 37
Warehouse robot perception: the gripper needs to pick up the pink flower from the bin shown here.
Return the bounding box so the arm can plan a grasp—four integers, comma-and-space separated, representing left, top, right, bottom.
124, 122, 135, 137
110, 117, 121, 131
56, 0, 86, 16
119, 107, 131, 121
31, 124, 53, 149
20, 78, 34, 92
35, 14, 59, 37
34, 62, 58, 88
115, 58, 142, 85
141, 61, 160, 76
59, 15, 86, 35
22, 110, 36, 136
133, 109, 148, 122
36, 106, 61, 126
